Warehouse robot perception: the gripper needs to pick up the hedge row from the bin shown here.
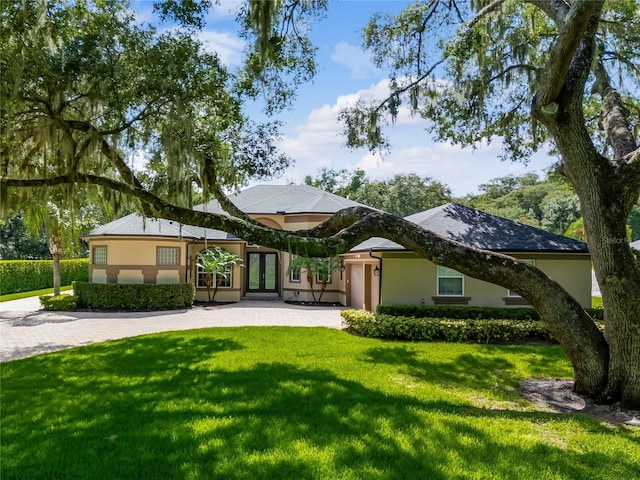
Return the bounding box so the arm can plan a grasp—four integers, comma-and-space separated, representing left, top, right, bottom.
376, 304, 604, 321
73, 282, 195, 311
0, 259, 89, 294
40, 294, 79, 311
341, 309, 604, 344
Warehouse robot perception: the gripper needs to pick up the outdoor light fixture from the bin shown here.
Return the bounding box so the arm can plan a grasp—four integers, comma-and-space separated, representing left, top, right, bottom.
339, 260, 346, 272
373, 265, 381, 276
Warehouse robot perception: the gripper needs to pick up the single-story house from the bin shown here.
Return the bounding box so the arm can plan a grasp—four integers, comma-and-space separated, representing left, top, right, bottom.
82, 184, 592, 311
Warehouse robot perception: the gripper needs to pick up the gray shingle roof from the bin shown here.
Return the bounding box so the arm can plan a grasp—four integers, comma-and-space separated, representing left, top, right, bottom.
352, 203, 589, 253
83, 213, 233, 240
84, 185, 364, 239
195, 184, 366, 214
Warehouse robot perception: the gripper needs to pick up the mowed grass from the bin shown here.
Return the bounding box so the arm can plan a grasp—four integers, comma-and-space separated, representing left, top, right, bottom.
1, 328, 638, 480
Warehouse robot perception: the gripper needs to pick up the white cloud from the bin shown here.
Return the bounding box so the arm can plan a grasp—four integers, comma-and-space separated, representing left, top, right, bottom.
276, 82, 556, 196
331, 41, 381, 79
196, 30, 246, 67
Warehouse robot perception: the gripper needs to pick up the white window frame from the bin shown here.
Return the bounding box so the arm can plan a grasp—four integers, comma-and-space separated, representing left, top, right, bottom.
508, 259, 536, 297
93, 246, 107, 265
437, 266, 464, 296
157, 247, 179, 265
197, 264, 233, 289
316, 258, 332, 284
289, 254, 301, 283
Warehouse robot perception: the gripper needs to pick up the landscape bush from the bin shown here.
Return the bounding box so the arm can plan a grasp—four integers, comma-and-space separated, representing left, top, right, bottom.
39, 294, 79, 311
73, 282, 195, 310
0, 259, 89, 294
376, 303, 604, 321
341, 309, 604, 344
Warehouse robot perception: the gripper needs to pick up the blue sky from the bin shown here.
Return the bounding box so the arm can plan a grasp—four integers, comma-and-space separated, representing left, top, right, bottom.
134, 0, 557, 196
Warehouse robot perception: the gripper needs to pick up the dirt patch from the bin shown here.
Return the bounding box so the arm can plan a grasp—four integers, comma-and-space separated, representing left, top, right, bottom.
520, 379, 640, 426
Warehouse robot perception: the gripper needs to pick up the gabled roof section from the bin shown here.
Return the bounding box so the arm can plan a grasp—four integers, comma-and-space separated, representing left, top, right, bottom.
194, 184, 366, 215
352, 203, 589, 253
83, 213, 233, 240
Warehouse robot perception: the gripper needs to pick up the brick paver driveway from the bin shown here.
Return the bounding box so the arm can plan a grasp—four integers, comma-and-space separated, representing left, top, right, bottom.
0, 299, 344, 362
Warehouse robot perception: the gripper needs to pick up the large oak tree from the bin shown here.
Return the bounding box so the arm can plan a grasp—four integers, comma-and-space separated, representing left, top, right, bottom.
1, 0, 639, 407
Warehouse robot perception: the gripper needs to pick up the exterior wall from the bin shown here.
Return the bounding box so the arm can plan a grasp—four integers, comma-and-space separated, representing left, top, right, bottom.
281, 251, 346, 304
87, 237, 188, 285
376, 252, 593, 310
84, 213, 349, 304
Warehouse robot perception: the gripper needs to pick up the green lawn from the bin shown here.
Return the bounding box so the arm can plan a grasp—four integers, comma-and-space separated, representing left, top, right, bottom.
1, 328, 638, 479
0, 285, 73, 302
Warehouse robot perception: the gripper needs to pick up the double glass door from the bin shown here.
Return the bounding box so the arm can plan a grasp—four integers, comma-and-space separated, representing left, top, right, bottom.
247, 252, 278, 293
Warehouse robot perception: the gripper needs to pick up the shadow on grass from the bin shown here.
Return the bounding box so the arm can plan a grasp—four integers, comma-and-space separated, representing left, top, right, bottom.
361, 343, 573, 396
2, 333, 638, 480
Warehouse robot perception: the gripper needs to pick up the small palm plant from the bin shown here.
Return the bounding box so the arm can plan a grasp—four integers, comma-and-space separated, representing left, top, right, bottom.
196, 247, 244, 302
288, 256, 341, 303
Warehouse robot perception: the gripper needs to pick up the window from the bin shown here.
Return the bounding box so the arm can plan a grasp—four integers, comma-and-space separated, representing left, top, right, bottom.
93, 246, 107, 265
289, 254, 301, 283
157, 247, 179, 265
197, 264, 232, 288
508, 259, 535, 297
437, 266, 464, 296
316, 271, 332, 284
316, 258, 332, 284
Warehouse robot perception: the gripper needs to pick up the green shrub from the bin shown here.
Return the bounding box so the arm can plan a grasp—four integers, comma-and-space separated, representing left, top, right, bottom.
0, 259, 89, 294
376, 304, 604, 321
342, 309, 605, 344
39, 294, 79, 311
73, 282, 195, 311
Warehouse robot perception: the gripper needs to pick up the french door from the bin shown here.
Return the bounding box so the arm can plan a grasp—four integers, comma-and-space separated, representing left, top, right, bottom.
247, 252, 278, 293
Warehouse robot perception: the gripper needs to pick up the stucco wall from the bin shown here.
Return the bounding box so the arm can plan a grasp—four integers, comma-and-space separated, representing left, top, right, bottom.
87, 237, 187, 285
378, 253, 592, 308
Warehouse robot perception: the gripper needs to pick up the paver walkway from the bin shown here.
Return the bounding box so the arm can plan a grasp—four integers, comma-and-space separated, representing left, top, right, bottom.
0, 298, 344, 362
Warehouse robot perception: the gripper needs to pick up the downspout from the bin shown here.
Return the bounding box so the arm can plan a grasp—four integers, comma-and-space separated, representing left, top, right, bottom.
369, 249, 383, 308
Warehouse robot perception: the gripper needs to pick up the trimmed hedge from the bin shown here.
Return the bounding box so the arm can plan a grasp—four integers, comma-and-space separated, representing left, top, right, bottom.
376, 304, 604, 321
40, 294, 79, 311
73, 282, 195, 311
0, 259, 89, 294
341, 309, 604, 344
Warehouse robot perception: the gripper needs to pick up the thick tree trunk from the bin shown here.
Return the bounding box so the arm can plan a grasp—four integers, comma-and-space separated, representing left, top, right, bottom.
578, 178, 640, 406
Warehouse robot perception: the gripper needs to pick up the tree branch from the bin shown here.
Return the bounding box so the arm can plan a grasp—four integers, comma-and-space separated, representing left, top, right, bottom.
592, 62, 639, 162
1, 172, 609, 393
533, 0, 604, 112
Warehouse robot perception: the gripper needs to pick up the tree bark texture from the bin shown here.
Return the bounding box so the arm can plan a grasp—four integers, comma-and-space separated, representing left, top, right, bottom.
532, 2, 640, 407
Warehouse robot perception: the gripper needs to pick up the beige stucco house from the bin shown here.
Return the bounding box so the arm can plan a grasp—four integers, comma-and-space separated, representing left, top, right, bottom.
83, 185, 592, 311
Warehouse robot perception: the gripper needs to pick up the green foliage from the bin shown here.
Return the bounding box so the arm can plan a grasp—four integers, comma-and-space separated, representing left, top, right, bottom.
342, 310, 605, 344
540, 194, 581, 234
628, 202, 640, 241
0, 259, 88, 295
460, 173, 583, 232
304, 168, 452, 216
196, 247, 243, 302
73, 282, 195, 310
39, 294, 79, 311
376, 304, 539, 320
0, 215, 50, 260
1, 0, 289, 219
376, 304, 604, 322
